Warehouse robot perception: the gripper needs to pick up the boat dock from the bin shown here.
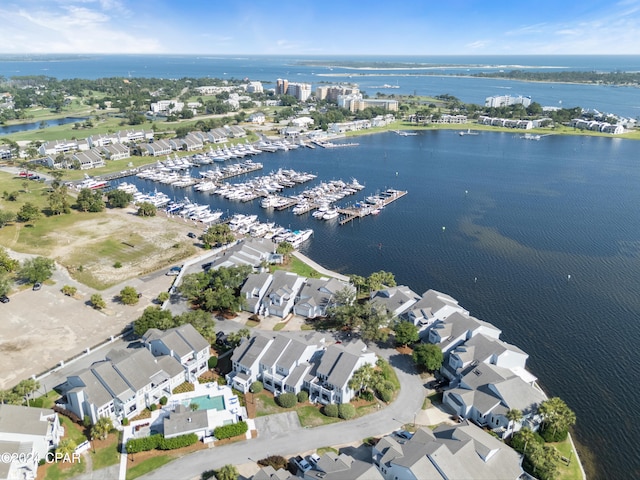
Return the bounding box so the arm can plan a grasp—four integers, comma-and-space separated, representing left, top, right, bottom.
338, 189, 408, 225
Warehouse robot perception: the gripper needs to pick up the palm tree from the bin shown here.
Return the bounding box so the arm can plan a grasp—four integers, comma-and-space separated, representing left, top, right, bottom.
14, 378, 40, 406
506, 408, 523, 438
91, 416, 113, 441
538, 397, 576, 436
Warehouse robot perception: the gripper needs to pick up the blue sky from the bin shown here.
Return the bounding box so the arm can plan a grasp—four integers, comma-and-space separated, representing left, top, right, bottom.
1, 0, 639, 55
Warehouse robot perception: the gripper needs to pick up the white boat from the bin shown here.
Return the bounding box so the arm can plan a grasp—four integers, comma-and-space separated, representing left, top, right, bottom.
322, 209, 339, 220
459, 128, 479, 136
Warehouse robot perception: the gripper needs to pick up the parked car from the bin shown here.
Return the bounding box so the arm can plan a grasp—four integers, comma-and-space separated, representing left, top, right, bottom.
32, 282, 42, 291
308, 453, 321, 466
294, 456, 312, 472
0, 295, 9, 303
187, 232, 197, 239
395, 430, 413, 440
201, 262, 213, 271
165, 266, 182, 276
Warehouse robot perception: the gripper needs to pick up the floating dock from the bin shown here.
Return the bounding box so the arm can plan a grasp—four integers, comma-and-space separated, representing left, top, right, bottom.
339, 189, 407, 225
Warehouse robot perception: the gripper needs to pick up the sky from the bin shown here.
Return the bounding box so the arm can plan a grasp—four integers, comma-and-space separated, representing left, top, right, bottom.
1, 0, 639, 55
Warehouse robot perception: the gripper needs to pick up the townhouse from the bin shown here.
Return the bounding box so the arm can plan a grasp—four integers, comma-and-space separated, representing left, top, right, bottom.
63, 325, 209, 425
226, 333, 375, 405
264, 270, 306, 318
370, 285, 421, 319
0, 404, 63, 480
402, 289, 469, 333
294, 277, 355, 319
372, 422, 523, 480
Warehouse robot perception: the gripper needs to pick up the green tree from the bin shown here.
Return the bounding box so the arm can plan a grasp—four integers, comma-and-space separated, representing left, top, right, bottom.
0, 247, 19, 273
348, 363, 377, 396
201, 223, 235, 248
16, 202, 41, 222
393, 320, 419, 346
412, 343, 443, 372
174, 309, 216, 343
48, 184, 71, 215
0, 210, 15, 228
367, 270, 396, 291
119, 286, 140, 305
0, 272, 11, 297
506, 408, 523, 438
19, 256, 55, 284
90, 293, 106, 310
76, 188, 105, 212
157, 291, 170, 303
91, 416, 113, 440
226, 328, 250, 348
13, 378, 40, 406
56, 439, 77, 457
133, 306, 176, 335
275, 241, 294, 260
106, 189, 133, 208
348, 274, 367, 295
61, 285, 77, 296
215, 464, 239, 480
360, 302, 392, 343
538, 397, 576, 439
137, 201, 157, 217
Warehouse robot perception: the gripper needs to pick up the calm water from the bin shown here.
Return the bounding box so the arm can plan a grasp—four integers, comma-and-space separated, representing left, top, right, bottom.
1, 54, 640, 117
3, 54, 640, 477
0, 117, 87, 136
124, 131, 640, 479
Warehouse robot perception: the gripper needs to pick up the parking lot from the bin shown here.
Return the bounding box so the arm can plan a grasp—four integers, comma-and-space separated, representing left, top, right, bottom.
0, 262, 175, 389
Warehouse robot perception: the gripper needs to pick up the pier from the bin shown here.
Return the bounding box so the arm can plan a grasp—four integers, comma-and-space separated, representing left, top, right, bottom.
339, 189, 408, 225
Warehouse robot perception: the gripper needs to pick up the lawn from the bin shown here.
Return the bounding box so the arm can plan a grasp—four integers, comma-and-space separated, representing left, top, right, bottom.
126, 455, 173, 480
273, 256, 321, 278
253, 391, 377, 427
552, 438, 585, 480
41, 457, 86, 480
90, 432, 121, 470
59, 415, 88, 446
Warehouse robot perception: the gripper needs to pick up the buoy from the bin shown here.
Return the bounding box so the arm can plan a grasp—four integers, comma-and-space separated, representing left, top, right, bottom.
465, 190, 468, 195
474, 277, 477, 283
567, 274, 571, 281
442, 226, 446, 232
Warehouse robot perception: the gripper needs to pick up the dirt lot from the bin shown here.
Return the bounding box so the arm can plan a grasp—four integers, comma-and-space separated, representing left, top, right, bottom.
0, 208, 204, 389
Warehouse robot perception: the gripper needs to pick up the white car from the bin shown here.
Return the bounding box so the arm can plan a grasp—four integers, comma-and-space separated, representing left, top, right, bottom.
308, 453, 321, 466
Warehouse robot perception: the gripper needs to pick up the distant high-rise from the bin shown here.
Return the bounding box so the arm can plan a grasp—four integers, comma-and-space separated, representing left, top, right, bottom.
276, 79, 311, 101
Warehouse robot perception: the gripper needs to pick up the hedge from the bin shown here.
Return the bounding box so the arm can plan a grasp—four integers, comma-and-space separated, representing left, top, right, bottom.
323, 404, 339, 418
297, 391, 309, 403
338, 403, 356, 420
378, 389, 393, 403
126, 433, 198, 453
276, 392, 297, 408
214, 421, 248, 440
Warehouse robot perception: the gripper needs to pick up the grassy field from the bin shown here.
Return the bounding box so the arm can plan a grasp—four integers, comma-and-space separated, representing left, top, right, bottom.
553, 438, 585, 480
42, 458, 86, 480
273, 256, 321, 278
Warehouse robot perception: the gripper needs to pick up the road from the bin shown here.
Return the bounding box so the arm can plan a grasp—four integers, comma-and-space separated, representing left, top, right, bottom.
140, 344, 426, 480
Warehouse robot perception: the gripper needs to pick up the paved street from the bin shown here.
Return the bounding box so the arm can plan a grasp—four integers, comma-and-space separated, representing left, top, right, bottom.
140, 347, 428, 480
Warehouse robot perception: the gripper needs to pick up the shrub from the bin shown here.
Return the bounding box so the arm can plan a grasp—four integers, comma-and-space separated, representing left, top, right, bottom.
338, 403, 356, 420
90, 293, 106, 310
257, 455, 288, 470
297, 391, 309, 403
121, 417, 129, 426
250, 381, 263, 394
540, 426, 568, 443
323, 404, 339, 418
214, 421, 248, 440
159, 396, 168, 406
83, 416, 91, 428
157, 291, 170, 303
208, 356, 218, 369
360, 390, 374, 402
149, 403, 158, 412
113, 261, 122, 268
275, 392, 297, 408
61, 285, 77, 297
378, 389, 393, 403
158, 433, 198, 450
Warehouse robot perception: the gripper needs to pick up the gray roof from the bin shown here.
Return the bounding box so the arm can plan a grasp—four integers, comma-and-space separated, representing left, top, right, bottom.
259, 335, 292, 369
433, 312, 501, 350
0, 404, 56, 437
252, 466, 296, 480
490, 376, 546, 413
163, 404, 209, 437
109, 348, 163, 392
268, 270, 303, 300
380, 423, 522, 480
144, 323, 209, 356
284, 362, 311, 390
92, 361, 134, 401
241, 272, 273, 311
231, 334, 272, 368
75, 367, 115, 408
313, 452, 383, 480
370, 286, 420, 315
316, 341, 364, 389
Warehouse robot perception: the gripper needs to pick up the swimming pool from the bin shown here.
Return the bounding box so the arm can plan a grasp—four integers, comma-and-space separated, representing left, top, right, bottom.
182, 394, 225, 412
